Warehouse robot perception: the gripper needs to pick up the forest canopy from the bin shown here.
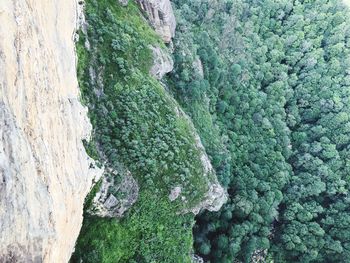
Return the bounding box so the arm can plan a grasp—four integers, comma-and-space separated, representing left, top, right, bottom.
170, 0, 350, 262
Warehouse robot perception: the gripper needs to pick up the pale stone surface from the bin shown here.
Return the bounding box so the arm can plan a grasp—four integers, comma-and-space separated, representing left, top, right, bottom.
172, 102, 228, 214
188, 131, 228, 214
89, 169, 139, 218
169, 186, 182, 201
192, 254, 204, 263
0, 0, 102, 262
118, 0, 129, 6
193, 56, 204, 78
150, 45, 174, 79
137, 0, 176, 43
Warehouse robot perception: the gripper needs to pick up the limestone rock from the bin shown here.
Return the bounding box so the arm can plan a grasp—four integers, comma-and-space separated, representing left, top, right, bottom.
172, 104, 228, 214
150, 45, 174, 79
193, 56, 204, 78
251, 249, 268, 263
0, 0, 102, 262
191, 181, 228, 214
187, 131, 228, 214
88, 169, 139, 218
137, 0, 176, 43
118, 0, 129, 6
169, 186, 182, 201
192, 254, 204, 263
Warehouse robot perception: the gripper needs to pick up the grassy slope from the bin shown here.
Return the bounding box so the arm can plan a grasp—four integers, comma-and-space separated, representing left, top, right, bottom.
71, 0, 213, 262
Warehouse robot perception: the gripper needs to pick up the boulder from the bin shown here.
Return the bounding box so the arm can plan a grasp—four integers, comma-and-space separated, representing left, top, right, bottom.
149, 45, 174, 79
118, 0, 128, 6
88, 169, 139, 218
137, 0, 176, 43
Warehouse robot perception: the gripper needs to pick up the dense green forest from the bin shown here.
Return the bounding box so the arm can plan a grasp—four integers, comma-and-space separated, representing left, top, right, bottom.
170, 0, 350, 262
73, 0, 350, 262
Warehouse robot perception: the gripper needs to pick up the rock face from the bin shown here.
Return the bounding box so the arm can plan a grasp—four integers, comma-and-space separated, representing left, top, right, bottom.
192, 254, 204, 263
169, 186, 182, 201
193, 56, 204, 78
137, 0, 176, 43
171, 104, 228, 214
88, 169, 139, 218
118, 0, 129, 6
150, 45, 174, 79
0, 0, 102, 262
187, 131, 228, 214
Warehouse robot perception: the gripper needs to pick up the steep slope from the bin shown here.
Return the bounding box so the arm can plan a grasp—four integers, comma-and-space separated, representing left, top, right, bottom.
0, 0, 102, 262
71, 0, 226, 262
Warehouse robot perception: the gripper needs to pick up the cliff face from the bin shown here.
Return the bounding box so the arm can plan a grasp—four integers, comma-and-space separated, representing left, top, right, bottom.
0, 0, 101, 262
137, 0, 176, 43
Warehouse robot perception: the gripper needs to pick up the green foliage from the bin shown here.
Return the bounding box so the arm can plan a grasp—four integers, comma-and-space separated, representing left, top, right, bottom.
103, 80, 209, 207
170, 0, 350, 262
171, 0, 291, 261
83, 179, 103, 211
71, 192, 194, 263
72, 0, 211, 262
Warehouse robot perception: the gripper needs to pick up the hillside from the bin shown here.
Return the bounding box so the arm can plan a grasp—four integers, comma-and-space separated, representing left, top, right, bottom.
2, 0, 350, 262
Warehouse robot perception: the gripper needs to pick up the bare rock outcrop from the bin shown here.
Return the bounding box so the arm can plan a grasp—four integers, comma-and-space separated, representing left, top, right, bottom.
137, 0, 176, 43
88, 169, 139, 218
118, 0, 129, 6
150, 45, 174, 79
0, 0, 102, 262
192, 254, 204, 263
170, 103, 228, 214
169, 186, 182, 201
193, 56, 204, 78
187, 131, 228, 214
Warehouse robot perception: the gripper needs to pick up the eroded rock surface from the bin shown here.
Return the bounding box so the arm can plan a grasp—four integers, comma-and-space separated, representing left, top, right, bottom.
186, 131, 228, 214
0, 0, 102, 262
137, 0, 176, 43
192, 254, 204, 263
118, 0, 129, 6
193, 56, 204, 78
88, 169, 139, 218
170, 103, 228, 214
169, 186, 182, 201
150, 45, 174, 79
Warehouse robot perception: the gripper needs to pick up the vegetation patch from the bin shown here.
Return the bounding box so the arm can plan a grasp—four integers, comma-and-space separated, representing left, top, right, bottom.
71, 0, 213, 262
